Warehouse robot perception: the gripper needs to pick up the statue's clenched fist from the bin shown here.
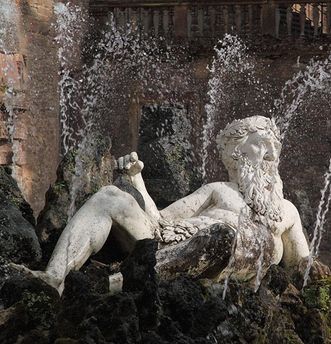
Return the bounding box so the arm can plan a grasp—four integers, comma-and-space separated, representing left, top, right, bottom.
115, 152, 144, 177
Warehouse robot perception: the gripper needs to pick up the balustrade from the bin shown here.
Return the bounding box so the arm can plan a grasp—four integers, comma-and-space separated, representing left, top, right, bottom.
91, 1, 331, 43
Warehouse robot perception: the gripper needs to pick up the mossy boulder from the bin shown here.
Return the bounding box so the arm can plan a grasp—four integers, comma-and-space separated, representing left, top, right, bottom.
36, 133, 113, 263
0, 241, 330, 343
0, 166, 35, 226
138, 104, 201, 208
302, 277, 331, 312
0, 276, 59, 344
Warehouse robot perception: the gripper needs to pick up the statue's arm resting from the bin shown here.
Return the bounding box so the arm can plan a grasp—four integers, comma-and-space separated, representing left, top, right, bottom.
160, 184, 214, 221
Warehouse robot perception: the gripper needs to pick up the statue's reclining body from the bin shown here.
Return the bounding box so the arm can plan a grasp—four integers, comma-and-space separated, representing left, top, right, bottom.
13, 116, 320, 294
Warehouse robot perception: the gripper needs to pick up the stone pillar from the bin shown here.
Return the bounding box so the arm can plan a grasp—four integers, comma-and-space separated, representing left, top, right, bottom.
235, 5, 241, 33
286, 6, 293, 37
248, 5, 253, 34
327, 4, 331, 36
197, 7, 204, 37
300, 4, 306, 37
223, 5, 229, 33
174, 5, 188, 38
261, 1, 277, 37
209, 6, 216, 38
312, 4, 320, 37
275, 4, 280, 38
163, 9, 170, 38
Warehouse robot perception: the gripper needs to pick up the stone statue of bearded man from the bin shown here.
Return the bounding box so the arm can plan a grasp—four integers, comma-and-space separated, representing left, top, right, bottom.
218, 116, 283, 224
12, 116, 325, 294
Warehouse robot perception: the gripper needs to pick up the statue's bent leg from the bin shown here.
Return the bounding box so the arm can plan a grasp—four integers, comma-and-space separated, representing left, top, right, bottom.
45, 211, 113, 291
102, 185, 156, 249
11, 185, 156, 294
45, 185, 155, 291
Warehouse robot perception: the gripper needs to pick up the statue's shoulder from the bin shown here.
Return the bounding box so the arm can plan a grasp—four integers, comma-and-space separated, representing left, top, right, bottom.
206, 181, 240, 194
205, 182, 244, 212
282, 199, 300, 216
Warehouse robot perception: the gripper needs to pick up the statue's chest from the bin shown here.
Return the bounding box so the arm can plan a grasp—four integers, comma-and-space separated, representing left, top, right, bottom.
211, 187, 247, 215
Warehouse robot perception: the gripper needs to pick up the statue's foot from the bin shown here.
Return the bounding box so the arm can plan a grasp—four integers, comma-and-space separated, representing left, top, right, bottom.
109, 272, 123, 295
9, 263, 62, 294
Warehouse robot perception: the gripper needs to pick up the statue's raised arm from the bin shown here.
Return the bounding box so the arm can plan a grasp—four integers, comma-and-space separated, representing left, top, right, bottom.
115, 152, 160, 221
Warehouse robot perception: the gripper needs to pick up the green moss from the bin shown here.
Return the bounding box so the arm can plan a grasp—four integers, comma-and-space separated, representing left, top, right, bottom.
252, 330, 267, 343
21, 291, 57, 328
89, 181, 101, 195
0, 84, 7, 93
283, 330, 305, 343
53, 181, 68, 194
303, 278, 331, 312
165, 144, 186, 170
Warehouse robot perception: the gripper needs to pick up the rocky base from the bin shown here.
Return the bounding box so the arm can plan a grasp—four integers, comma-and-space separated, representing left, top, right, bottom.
0, 167, 41, 272
0, 240, 330, 344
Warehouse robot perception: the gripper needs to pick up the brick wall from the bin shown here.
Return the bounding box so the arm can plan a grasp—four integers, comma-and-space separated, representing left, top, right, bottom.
0, 0, 60, 215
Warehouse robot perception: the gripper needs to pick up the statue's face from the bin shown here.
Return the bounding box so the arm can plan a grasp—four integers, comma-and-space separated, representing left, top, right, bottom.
239, 130, 281, 166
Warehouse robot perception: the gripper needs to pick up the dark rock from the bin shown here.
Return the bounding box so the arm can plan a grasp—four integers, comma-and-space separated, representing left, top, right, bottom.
0, 256, 12, 290
0, 190, 41, 266
0, 276, 59, 343
0, 235, 330, 343
36, 133, 113, 264
261, 264, 291, 295
0, 167, 35, 226
138, 104, 201, 208
87, 293, 140, 344
159, 277, 205, 334
52, 271, 99, 340
121, 240, 160, 330
0, 167, 40, 268
121, 239, 158, 292
0, 275, 59, 309
156, 223, 235, 280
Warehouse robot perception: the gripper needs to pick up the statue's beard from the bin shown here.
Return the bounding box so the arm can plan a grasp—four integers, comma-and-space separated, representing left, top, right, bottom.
237, 158, 284, 223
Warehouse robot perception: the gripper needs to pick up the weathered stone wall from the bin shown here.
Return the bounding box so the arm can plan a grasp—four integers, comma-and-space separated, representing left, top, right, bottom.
18, 0, 60, 216
0, 0, 60, 216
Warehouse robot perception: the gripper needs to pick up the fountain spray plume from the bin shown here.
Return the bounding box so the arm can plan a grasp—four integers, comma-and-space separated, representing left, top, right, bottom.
274, 55, 331, 140
54, 2, 95, 220
203, 35, 254, 183
55, 10, 195, 219
303, 158, 331, 288
0, 0, 19, 54
0, 0, 20, 180
54, 1, 87, 155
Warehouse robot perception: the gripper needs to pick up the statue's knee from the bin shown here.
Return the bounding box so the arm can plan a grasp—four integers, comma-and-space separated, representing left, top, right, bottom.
101, 185, 121, 196
102, 185, 133, 203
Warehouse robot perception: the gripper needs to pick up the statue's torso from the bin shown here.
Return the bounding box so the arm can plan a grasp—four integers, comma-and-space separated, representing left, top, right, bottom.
191, 182, 296, 266
198, 181, 292, 235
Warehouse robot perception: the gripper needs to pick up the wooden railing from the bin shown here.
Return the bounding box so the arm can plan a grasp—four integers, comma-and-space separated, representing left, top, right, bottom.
89, 1, 331, 41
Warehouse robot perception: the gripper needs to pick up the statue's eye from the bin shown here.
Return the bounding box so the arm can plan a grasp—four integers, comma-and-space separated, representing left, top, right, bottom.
275, 141, 282, 150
